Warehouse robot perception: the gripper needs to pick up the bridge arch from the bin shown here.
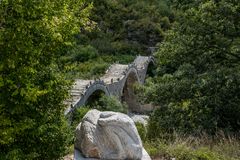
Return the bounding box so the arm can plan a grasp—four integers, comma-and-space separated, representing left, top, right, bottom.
145, 58, 156, 78
85, 89, 106, 106
74, 81, 110, 110
121, 66, 141, 112
124, 66, 140, 84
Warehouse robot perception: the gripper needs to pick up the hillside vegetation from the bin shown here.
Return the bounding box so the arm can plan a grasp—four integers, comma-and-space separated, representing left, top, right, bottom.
135, 0, 240, 159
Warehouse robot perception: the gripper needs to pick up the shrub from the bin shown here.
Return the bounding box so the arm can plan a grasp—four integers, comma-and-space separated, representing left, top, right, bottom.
90, 35, 115, 55
112, 41, 142, 55
96, 96, 127, 113
63, 58, 109, 79
135, 122, 147, 142
100, 55, 135, 64
72, 107, 91, 128
160, 16, 171, 30
71, 45, 98, 62
144, 133, 239, 160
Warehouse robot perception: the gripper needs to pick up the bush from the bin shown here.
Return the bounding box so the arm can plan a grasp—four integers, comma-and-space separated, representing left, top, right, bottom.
72, 107, 91, 128
96, 96, 127, 113
160, 16, 171, 30
124, 18, 164, 49
144, 133, 240, 160
145, 66, 240, 137
100, 55, 135, 64
90, 35, 115, 55
112, 41, 142, 55
135, 122, 147, 142
71, 45, 98, 62
63, 58, 109, 79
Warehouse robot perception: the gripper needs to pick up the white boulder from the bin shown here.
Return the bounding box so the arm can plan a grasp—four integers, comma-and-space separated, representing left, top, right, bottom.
74, 109, 151, 160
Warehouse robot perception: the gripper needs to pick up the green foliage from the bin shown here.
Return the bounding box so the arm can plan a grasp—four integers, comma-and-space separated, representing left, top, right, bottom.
81, 0, 173, 55
61, 0, 173, 82
111, 41, 142, 55
144, 133, 240, 160
63, 58, 109, 79
135, 122, 147, 142
71, 45, 98, 62
168, 0, 204, 10
90, 34, 115, 55
99, 55, 135, 64
96, 96, 127, 113
165, 146, 224, 160
72, 107, 91, 128
0, 0, 91, 159
62, 54, 135, 79
71, 96, 129, 128
138, 0, 240, 137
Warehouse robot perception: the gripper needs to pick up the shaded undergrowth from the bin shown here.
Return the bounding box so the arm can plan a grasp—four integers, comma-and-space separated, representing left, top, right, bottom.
144, 132, 240, 160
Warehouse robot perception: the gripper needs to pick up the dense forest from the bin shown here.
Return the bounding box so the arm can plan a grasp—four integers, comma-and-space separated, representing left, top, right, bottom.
0, 0, 239, 159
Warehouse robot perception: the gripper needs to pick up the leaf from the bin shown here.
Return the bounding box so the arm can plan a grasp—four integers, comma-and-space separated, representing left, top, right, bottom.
12, 89, 18, 96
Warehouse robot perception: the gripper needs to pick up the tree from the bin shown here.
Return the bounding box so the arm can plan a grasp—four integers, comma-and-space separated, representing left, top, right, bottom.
0, 0, 91, 159
138, 0, 240, 136
79, 0, 173, 55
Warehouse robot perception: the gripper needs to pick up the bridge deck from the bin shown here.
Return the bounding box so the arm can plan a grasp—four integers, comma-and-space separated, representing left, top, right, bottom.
134, 56, 150, 69
102, 64, 128, 84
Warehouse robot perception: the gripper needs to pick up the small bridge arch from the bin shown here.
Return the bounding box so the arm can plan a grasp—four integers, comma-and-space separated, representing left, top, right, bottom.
146, 58, 156, 79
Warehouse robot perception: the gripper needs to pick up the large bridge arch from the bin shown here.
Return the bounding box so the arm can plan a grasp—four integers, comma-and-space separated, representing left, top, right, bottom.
121, 66, 141, 112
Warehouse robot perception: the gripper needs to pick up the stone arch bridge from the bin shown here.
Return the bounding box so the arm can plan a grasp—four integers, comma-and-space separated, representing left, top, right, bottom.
64, 56, 154, 116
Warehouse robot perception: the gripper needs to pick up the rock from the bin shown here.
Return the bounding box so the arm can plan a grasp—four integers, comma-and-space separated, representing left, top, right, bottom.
63, 154, 74, 160
140, 103, 155, 112
74, 149, 98, 160
75, 109, 151, 160
75, 110, 101, 158
74, 148, 151, 160
142, 148, 151, 160
129, 113, 149, 127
